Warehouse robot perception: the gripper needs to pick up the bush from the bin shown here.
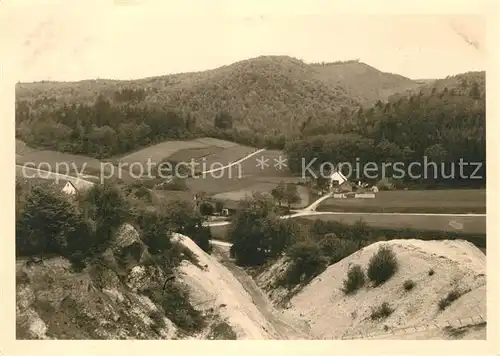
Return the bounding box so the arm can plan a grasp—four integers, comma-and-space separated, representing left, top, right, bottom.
319, 233, 358, 264
208, 321, 237, 340
134, 186, 152, 202
144, 282, 205, 332
279, 239, 328, 286
438, 289, 461, 311
428, 269, 435, 276
370, 302, 394, 320
149, 310, 166, 333
155, 177, 188, 191
342, 265, 365, 294
367, 245, 398, 286
403, 279, 415, 291
199, 202, 215, 216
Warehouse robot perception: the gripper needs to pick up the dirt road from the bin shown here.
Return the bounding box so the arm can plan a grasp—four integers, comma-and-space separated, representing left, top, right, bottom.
211, 245, 311, 340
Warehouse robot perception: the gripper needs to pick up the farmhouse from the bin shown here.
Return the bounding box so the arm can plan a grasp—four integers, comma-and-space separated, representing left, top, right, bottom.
329, 171, 348, 187
328, 171, 357, 193
60, 180, 92, 196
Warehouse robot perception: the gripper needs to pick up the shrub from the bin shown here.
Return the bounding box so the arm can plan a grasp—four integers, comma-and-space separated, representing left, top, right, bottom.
367, 245, 398, 286
370, 302, 394, 320
342, 265, 365, 294
428, 269, 435, 276
319, 233, 358, 264
199, 202, 215, 216
438, 289, 461, 311
403, 279, 415, 291
149, 310, 166, 333
155, 177, 188, 191
350, 219, 372, 248
134, 186, 152, 202
144, 282, 205, 332
279, 239, 328, 286
208, 321, 237, 340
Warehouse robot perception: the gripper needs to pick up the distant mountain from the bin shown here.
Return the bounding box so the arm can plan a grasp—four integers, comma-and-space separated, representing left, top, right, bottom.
16, 56, 420, 135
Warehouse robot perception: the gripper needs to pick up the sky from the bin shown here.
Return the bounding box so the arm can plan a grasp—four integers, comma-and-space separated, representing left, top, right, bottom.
0, 0, 488, 82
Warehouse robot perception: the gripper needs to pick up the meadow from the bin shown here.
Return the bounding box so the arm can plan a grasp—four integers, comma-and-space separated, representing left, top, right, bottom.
184, 148, 302, 206
317, 189, 486, 214
16, 142, 134, 183
117, 140, 210, 168
210, 212, 486, 243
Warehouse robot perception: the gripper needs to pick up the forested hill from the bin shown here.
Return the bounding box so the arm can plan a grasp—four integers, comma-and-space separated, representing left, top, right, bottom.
310, 60, 421, 105
285, 72, 486, 188
15, 57, 485, 189
15, 56, 421, 156
388, 71, 485, 101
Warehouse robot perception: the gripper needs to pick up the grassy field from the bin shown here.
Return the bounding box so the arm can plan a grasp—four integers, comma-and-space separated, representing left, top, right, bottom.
16, 149, 137, 183
212, 183, 309, 208
16, 150, 102, 176
193, 145, 258, 172
15, 139, 302, 208
166, 146, 224, 164
317, 189, 486, 214
192, 137, 240, 149
210, 212, 486, 243
234, 149, 293, 178
118, 140, 210, 167
185, 149, 299, 196
16, 139, 37, 155
300, 213, 486, 234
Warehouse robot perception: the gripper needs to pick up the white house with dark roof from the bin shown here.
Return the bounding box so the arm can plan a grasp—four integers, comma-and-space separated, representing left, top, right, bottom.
329, 170, 348, 190
60, 179, 93, 196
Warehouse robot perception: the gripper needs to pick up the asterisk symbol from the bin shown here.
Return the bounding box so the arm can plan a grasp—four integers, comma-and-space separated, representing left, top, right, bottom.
273, 156, 288, 170
256, 156, 269, 169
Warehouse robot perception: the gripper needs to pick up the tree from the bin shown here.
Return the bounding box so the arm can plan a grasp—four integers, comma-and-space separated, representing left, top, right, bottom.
270, 181, 286, 207
215, 201, 224, 214
469, 81, 481, 100
17, 184, 90, 261
199, 202, 214, 216
349, 219, 371, 249
161, 199, 211, 252
315, 175, 330, 193
228, 193, 280, 266
138, 210, 172, 254
83, 182, 129, 250
284, 183, 301, 209
425, 143, 448, 163
375, 139, 402, 163
214, 111, 233, 130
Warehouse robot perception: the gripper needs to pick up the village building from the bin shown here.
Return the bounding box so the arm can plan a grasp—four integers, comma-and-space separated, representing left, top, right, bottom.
60, 179, 93, 196
328, 170, 355, 193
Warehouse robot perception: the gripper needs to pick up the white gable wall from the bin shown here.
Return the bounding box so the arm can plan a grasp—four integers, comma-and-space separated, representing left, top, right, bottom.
62, 182, 77, 195
329, 171, 348, 186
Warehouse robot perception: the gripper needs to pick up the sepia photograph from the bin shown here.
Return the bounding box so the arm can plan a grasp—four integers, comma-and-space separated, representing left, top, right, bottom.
3, 0, 490, 344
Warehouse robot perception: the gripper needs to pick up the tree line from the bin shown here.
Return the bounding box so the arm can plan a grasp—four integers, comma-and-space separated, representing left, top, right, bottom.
15, 179, 212, 269
285, 81, 485, 188
16, 76, 485, 189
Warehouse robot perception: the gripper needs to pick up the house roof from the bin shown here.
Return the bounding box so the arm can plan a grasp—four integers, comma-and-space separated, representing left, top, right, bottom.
330, 171, 348, 182
65, 178, 93, 192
